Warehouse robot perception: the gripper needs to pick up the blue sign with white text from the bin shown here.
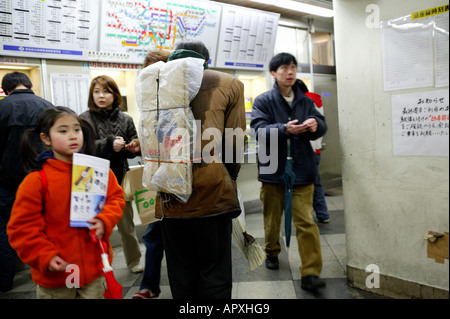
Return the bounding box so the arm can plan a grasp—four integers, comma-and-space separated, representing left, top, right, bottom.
3, 45, 83, 56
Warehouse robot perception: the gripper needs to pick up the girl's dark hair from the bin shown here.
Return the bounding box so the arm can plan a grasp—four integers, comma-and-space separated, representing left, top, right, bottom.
269, 52, 298, 72
20, 106, 97, 172
87, 75, 122, 111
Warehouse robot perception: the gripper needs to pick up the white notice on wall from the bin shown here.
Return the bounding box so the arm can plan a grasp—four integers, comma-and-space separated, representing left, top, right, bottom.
50, 73, 91, 115
381, 15, 434, 91
434, 12, 449, 87
392, 90, 449, 156
215, 5, 279, 70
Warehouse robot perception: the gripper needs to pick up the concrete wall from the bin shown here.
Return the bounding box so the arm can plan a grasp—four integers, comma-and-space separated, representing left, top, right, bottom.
334, 0, 449, 297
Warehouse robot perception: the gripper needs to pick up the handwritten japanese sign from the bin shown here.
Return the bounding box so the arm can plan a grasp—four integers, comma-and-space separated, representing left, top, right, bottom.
392, 90, 449, 156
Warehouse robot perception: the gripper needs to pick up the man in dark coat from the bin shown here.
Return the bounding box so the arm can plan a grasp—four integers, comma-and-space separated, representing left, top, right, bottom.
0, 72, 53, 292
251, 53, 327, 292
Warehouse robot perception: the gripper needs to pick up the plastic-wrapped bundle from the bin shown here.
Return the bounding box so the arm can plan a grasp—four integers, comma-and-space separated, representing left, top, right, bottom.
135, 61, 165, 111
158, 58, 204, 109
135, 57, 204, 203
141, 108, 196, 199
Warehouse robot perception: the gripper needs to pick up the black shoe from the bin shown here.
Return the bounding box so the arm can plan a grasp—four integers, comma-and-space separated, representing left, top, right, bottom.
301, 276, 326, 292
265, 256, 279, 270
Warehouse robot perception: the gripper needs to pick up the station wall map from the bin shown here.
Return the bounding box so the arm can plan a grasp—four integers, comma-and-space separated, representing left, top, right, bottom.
1, 0, 279, 70
100, 0, 221, 65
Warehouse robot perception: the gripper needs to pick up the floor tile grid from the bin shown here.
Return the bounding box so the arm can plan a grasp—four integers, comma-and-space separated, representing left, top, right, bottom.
122, 195, 347, 299
2, 195, 386, 300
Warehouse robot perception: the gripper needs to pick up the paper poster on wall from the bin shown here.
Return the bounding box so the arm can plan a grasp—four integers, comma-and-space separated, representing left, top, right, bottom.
0, 0, 99, 61
434, 12, 449, 87
392, 90, 449, 156
381, 15, 434, 91
50, 73, 91, 115
99, 0, 221, 65
215, 5, 279, 70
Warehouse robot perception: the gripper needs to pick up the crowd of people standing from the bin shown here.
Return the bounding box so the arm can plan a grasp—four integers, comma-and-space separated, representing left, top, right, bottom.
0, 41, 329, 299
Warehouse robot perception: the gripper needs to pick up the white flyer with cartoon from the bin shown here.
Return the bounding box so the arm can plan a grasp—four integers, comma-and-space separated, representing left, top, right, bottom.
70, 153, 110, 227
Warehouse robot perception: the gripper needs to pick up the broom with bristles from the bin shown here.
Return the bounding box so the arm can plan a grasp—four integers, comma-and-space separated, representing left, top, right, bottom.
232, 217, 266, 270
232, 189, 265, 271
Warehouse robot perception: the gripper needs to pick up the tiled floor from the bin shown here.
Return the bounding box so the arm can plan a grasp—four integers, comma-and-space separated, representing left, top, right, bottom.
0, 194, 386, 299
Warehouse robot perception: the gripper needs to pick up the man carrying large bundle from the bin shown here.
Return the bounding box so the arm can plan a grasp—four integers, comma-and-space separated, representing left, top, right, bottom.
136, 41, 245, 299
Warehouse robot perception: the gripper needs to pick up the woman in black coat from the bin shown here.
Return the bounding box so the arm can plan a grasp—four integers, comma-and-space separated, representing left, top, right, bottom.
80, 75, 143, 273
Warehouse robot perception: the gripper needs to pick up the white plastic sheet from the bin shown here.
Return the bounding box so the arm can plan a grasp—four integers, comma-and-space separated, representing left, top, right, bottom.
136, 57, 204, 203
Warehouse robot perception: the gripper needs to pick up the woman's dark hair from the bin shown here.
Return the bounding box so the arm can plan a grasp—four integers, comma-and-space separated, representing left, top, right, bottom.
269, 53, 298, 72
87, 75, 122, 111
20, 106, 97, 172
1, 72, 32, 94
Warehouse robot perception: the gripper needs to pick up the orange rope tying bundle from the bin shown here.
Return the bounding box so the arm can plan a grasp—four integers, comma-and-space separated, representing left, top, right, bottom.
144, 151, 215, 164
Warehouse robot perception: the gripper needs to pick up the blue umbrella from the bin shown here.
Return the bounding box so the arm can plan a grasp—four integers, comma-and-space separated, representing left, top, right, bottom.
281, 139, 296, 248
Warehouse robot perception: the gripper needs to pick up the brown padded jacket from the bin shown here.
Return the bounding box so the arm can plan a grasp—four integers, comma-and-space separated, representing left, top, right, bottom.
155, 69, 246, 219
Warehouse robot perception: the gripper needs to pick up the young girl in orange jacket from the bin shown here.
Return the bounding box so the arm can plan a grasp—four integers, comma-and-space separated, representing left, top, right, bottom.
7, 106, 125, 299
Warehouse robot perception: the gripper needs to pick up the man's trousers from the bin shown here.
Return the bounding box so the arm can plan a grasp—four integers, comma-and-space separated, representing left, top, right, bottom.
160, 214, 232, 299
261, 182, 322, 277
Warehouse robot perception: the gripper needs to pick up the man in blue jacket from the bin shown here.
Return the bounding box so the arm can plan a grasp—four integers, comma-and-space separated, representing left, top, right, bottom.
251, 53, 327, 292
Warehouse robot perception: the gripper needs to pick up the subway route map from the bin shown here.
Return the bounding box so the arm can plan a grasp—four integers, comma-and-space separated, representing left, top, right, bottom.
100, 0, 221, 64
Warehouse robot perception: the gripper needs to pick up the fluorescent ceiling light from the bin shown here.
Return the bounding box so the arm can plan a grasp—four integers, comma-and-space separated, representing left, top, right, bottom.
0, 65, 33, 70
249, 0, 334, 18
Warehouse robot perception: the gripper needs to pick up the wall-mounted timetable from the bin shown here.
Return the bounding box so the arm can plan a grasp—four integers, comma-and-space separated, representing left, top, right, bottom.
215, 4, 279, 70
0, 0, 99, 61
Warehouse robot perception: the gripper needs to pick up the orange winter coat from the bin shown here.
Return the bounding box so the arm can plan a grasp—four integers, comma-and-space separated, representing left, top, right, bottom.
7, 158, 125, 288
